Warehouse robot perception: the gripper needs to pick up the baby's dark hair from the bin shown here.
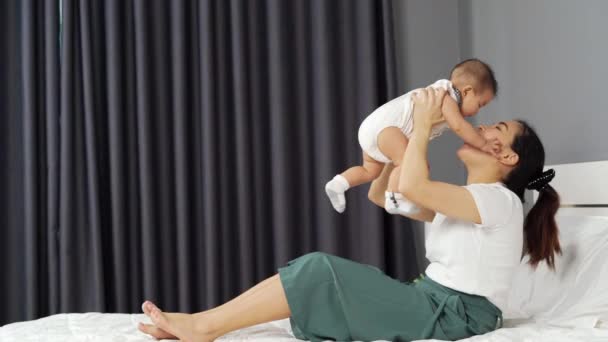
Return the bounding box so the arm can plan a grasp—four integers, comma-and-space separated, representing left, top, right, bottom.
450, 58, 498, 96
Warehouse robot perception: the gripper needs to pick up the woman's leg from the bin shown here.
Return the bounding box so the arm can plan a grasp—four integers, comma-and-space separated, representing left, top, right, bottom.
139, 274, 278, 339
139, 274, 290, 342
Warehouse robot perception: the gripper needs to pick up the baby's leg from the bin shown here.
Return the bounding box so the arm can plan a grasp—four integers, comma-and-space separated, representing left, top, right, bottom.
377, 127, 419, 215
325, 153, 383, 213
377, 127, 409, 187
341, 153, 384, 187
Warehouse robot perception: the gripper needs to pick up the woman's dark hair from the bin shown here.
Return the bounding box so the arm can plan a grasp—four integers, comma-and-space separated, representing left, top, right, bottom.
503, 120, 561, 269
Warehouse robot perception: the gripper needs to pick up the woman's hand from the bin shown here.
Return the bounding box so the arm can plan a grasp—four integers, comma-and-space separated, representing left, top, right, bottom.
481, 138, 503, 157
411, 87, 446, 130
400, 86, 484, 225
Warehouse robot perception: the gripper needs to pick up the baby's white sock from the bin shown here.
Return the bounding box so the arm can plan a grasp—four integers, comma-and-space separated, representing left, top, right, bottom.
325, 175, 350, 213
384, 192, 420, 216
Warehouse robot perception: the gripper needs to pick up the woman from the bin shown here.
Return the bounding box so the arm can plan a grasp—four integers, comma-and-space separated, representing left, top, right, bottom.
138, 88, 560, 342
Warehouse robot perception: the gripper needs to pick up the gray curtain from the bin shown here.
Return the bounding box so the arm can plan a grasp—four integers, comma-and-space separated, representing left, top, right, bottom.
1, 0, 421, 326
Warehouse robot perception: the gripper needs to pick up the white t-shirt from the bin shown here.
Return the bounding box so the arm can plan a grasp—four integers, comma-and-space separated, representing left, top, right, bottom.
424, 182, 524, 312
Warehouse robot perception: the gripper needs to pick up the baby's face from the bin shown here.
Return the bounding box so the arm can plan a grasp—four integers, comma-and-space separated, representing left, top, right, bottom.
461, 88, 494, 117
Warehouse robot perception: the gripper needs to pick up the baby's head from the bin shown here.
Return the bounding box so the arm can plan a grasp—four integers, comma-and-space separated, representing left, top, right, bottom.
450, 59, 497, 117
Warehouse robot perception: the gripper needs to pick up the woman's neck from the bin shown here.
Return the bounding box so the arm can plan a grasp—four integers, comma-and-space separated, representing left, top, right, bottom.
466, 166, 503, 185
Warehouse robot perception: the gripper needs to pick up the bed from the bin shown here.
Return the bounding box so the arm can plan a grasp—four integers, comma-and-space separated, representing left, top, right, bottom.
2, 312, 608, 342
3, 161, 608, 342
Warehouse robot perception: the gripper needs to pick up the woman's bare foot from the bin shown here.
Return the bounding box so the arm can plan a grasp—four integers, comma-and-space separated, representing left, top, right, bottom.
138, 301, 177, 340
146, 302, 217, 342
138, 321, 176, 340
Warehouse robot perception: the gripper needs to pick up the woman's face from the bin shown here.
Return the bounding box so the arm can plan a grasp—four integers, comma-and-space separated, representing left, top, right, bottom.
458, 120, 522, 167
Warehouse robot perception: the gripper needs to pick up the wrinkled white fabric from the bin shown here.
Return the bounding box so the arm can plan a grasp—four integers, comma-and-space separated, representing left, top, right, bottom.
3, 313, 608, 342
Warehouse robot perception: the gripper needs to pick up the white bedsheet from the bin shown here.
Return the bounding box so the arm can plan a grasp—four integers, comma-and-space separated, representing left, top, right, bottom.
2, 313, 608, 342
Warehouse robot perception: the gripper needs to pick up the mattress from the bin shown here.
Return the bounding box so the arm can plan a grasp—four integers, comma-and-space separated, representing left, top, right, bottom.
2, 313, 608, 342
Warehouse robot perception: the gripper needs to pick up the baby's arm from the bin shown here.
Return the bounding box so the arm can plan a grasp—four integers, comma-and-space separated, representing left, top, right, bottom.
441, 96, 487, 149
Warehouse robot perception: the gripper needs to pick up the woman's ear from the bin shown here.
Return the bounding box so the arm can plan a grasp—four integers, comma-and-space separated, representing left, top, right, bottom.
498, 149, 519, 167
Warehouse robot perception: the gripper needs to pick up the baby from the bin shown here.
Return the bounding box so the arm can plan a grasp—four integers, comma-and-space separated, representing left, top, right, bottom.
325, 59, 499, 214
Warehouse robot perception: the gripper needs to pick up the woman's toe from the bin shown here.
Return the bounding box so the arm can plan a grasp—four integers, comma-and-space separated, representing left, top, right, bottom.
141, 301, 153, 316
150, 308, 171, 332
138, 322, 152, 334
138, 322, 176, 339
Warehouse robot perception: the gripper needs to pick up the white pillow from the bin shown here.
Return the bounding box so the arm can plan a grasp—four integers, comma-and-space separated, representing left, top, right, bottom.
504, 215, 608, 328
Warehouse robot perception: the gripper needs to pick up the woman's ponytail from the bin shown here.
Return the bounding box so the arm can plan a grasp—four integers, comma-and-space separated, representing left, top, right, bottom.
523, 185, 561, 269
504, 121, 561, 270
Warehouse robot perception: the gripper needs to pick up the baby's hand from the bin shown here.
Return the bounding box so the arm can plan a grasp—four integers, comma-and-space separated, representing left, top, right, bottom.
481, 138, 502, 156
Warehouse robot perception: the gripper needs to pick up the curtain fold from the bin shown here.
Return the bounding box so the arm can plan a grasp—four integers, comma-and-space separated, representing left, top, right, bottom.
1, 0, 419, 325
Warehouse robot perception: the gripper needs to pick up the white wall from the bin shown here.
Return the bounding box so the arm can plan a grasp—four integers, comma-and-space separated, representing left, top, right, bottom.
393, 0, 608, 269
461, 0, 608, 164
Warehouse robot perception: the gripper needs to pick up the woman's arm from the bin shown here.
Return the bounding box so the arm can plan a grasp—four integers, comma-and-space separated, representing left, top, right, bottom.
398, 88, 482, 224
369, 164, 436, 222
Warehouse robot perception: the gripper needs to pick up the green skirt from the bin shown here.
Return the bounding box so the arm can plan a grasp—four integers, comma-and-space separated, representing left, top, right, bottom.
278, 252, 502, 342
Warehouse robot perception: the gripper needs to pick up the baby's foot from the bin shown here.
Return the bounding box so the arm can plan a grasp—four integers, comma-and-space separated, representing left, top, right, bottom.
384, 192, 400, 215
384, 192, 420, 216
325, 175, 350, 213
